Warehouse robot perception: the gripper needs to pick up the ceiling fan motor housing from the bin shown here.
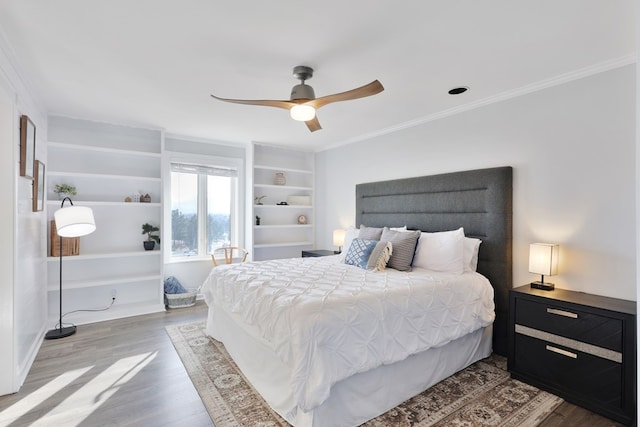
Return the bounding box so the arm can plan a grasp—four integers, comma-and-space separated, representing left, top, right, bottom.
290, 84, 315, 101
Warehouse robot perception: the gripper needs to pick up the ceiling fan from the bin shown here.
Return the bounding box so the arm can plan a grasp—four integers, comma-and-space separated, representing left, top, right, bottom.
210, 66, 384, 132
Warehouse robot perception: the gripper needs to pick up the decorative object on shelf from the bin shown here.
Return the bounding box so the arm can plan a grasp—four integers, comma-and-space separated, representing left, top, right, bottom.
46, 197, 96, 340
19, 115, 36, 180
287, 195, 311, 206
140, 193, 151, 203
54, 183, 77, 200
333, 228, 346, 254
274, 172, 286, 185
132, 194, 140, 203
297, 214, 307, 224
50, 219, 80, 256
142, 223, 160, 250
256, 216, 261, 226
277, 201, 288, 205
529, 243, 559, 290
255, 195, 266, 205
32, 160, 45, 212
124, 196, 132, 202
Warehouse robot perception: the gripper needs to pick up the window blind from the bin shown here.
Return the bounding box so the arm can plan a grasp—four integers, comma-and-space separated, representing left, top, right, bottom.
171, 162, 237, 177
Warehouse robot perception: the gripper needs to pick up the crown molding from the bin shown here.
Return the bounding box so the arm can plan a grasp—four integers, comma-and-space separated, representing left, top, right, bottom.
319, 54, 637, 152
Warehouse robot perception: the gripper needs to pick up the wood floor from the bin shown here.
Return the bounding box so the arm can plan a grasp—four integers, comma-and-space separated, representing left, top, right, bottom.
0, 301, 626, 426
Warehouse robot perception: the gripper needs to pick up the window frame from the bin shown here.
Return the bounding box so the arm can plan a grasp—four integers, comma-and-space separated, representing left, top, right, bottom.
163, 152, 245, 263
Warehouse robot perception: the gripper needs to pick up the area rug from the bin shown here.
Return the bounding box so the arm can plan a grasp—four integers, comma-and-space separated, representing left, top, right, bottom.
166, 322, 563, 427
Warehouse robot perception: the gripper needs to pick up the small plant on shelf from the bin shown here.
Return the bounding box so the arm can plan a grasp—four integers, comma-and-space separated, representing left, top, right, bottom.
54, 183, 77, 199
141, 223, 160, 250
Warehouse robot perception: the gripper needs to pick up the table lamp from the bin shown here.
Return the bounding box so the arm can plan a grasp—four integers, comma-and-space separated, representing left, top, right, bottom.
529, 243, 559, 291
333, 229, 346, 254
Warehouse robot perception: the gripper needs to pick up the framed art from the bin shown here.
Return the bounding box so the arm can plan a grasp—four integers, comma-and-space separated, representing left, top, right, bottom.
20, 115, 36, 180
33, 160, 45, 212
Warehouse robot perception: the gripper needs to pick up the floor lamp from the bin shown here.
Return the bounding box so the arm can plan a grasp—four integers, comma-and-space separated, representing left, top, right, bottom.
45, 197, 96, 340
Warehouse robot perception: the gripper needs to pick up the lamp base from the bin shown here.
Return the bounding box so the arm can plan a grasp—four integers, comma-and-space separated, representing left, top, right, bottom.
530, 281, 555, 291
44, 325, 77, 340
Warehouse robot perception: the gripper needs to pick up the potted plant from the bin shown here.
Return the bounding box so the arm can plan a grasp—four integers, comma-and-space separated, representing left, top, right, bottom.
54, 183, 77, 199
141, 223, 160, 250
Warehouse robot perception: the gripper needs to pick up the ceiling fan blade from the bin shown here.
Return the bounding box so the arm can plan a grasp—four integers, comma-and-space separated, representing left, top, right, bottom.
307, 80, 384, 109
305, 116, 322, 132
210, 94, 294, 110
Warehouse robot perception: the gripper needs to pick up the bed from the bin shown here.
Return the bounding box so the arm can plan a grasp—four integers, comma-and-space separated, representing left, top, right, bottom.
202, 166, 513, 427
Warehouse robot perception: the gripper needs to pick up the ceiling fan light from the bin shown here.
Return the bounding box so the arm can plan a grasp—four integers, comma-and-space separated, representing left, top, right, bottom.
290, 104, 316, 122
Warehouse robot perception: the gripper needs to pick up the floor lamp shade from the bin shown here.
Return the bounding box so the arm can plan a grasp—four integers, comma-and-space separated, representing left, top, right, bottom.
54, 205, 96, 237
46, 199, 96, 340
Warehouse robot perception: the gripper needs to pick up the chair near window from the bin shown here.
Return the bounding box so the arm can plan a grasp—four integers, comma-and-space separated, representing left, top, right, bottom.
211, 247, 249, 266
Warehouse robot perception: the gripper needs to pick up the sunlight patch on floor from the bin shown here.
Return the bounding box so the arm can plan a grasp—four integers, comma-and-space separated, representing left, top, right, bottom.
0, 366, 92, 425
1, 351, 157, 426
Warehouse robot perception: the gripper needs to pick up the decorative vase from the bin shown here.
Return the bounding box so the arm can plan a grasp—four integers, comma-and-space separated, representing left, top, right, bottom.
143, 241, 155, 251
274, 172, 286, 185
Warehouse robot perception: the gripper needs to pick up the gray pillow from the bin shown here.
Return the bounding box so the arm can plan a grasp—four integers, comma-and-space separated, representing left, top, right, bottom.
380, 227, 421, 271
358, 225, 383, 240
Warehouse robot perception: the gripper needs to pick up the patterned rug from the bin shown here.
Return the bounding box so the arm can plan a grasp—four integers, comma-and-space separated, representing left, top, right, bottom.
166, 322, 563, 427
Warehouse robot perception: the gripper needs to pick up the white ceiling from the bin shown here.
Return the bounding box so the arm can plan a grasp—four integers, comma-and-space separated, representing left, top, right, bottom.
0, 1, 636, 151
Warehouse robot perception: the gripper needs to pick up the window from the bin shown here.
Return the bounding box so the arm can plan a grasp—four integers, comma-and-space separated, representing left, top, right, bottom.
170, 162, 239, 259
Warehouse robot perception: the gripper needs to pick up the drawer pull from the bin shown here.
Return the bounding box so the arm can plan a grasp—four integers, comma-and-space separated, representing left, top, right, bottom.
546, 345, 577, 359
546, 308, 578, 318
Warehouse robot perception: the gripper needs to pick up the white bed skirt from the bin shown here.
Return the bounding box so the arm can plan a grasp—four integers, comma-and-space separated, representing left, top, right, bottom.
206, 303, 493, 427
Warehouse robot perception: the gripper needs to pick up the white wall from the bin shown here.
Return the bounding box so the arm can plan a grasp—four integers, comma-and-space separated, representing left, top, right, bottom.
316, 65, 636, 301
0, 34, 48, 394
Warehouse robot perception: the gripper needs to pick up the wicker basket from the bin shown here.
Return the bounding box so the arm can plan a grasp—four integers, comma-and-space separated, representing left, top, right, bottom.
164, 288, 198, 309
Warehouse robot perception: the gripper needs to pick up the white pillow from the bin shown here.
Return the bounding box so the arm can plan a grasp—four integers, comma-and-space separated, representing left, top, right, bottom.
341, 226, 359, 256
412, 227, 465, 274
464, 237, 482, 272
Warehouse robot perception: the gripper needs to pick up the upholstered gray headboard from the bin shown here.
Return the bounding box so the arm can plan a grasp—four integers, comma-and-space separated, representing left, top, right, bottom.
355, 166, 513, 356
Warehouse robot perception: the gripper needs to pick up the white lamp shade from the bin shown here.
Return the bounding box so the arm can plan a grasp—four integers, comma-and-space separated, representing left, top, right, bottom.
528, 243, 559, 276
333, 229, 346, 247
290, 104, 316, 121
54, 206, 96, 237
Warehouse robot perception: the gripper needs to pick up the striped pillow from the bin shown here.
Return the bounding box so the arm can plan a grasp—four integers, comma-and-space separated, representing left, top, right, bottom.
344, 238, 392, 271
380, 227, 421, 271
358, 225, 384, 240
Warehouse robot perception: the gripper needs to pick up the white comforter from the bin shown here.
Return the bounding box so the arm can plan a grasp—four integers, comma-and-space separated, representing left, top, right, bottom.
201, 255, 495, 412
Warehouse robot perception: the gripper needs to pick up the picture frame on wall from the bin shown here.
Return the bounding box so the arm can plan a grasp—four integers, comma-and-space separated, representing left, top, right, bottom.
33, 160, 45, 212
20, 115, 36, 180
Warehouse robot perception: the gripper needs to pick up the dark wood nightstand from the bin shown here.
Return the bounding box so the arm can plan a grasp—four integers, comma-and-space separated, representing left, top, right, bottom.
301, 249, 337, 257
508, 285, 636, 425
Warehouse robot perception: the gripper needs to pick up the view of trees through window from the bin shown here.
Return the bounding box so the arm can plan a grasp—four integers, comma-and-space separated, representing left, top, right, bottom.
171, 170, 233, 258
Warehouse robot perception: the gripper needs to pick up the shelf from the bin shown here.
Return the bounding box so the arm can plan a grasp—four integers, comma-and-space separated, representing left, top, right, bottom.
254, 224, 313, 229
49, 141, 161, 158
47, 301, 165, 327
48, 274, 161, 291
47, 250, 161, 262
254, 184, 312, 191
48, 171, 161, 182
254, 204, 312, 209
254, 241, 313, 248
254, 164, 312, 175
47, 200, 161, 207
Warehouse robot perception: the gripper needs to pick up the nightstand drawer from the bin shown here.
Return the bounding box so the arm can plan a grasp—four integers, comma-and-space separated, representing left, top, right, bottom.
514, 298, 622, 352
513, 334, 622, 409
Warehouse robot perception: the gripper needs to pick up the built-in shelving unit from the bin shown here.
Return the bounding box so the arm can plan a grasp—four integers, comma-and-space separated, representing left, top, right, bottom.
46, 117, 164, 325
252, 144, 314, 260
